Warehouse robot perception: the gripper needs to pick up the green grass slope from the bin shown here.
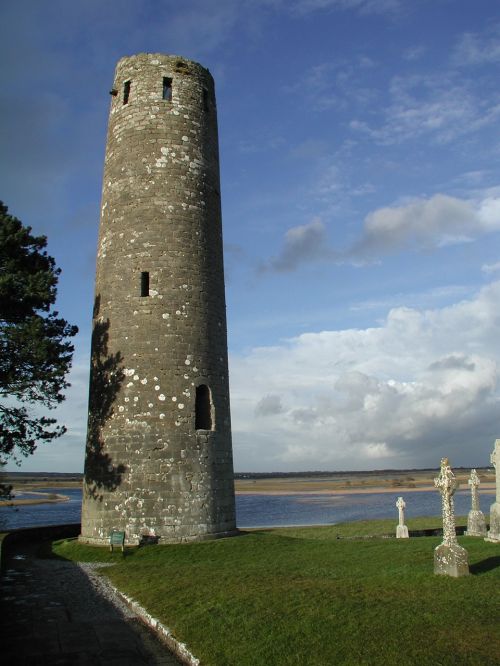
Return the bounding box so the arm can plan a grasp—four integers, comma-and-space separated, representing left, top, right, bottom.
52, 523, 500, 666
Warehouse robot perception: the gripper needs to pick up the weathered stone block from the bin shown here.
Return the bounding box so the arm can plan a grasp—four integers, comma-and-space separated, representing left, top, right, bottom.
465, 510, 487, 537
434, 543, 469, 577
485, 501, 500, 543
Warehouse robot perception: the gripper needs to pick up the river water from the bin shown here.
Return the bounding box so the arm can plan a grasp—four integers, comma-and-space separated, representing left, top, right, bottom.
0, 486, 492, 531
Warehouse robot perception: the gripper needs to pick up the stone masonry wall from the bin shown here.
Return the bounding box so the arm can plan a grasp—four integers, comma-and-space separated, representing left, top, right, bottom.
80, 54, 237, 545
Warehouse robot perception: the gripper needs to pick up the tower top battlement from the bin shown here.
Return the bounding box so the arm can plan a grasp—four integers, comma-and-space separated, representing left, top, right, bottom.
116, 52, 213, 76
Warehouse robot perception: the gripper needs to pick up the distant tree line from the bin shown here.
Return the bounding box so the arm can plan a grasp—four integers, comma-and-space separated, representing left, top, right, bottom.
234, 467, 485, 480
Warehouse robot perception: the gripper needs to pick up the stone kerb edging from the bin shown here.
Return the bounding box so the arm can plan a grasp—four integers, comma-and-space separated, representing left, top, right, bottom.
107, 581, 200, 666
1, 524, 200, 663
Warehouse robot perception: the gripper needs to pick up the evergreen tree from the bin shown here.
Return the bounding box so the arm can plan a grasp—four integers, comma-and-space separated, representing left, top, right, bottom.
0, 202, 78, 486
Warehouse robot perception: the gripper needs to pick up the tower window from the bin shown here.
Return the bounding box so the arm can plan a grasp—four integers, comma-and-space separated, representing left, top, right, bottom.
203, 89, 209, 112
123, 80, 131, 105
140, 271, 149, 297
195, 384, 213, 430
162, 77, 172, 101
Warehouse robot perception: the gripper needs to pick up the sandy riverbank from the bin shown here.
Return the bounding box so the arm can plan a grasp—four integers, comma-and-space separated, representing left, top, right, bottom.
235, 482, 496, 496
0, 492, 69, 507
2, 474, 495, 502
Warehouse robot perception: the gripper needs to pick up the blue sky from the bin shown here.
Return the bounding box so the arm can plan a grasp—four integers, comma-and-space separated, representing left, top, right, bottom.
2, 0, 500, 472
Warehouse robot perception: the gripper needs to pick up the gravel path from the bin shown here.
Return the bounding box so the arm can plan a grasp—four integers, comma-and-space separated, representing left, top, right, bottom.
1, 541, 183, 665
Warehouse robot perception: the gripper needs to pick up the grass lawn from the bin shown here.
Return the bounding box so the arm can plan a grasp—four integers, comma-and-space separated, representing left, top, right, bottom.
50, 520, 500, 666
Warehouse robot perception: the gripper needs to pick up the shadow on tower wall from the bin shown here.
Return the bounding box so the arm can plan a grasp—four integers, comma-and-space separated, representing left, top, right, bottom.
84, 295, 126, 501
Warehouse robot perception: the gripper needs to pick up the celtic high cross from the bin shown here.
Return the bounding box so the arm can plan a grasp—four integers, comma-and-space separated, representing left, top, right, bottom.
434, 458, 459, 547
468, 469, 481, 512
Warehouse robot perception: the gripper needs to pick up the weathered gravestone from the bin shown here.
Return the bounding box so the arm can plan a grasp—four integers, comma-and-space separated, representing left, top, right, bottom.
465, 469, 487, 537
485, 439, 500, 543
396, 496, 409, 538
434, 458, 469, 577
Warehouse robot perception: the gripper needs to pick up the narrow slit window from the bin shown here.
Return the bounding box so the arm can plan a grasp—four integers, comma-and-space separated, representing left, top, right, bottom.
123, 80, 131, 105
203, 88, 209, 112
195, 384, 213, 430
140, 271, 149, 297
162, 77, 172, 101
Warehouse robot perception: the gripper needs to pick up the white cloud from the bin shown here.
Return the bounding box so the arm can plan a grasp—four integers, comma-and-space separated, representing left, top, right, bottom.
453, 25, 500, 66
350, 284, 473, 313
477, 196, 500, 230
482, 261, 500, 274
289, 0, 402, 16
158, 0, 240, 54
261, 191, 500, 270
289, 139, 330, 159
260, 218, 336, 271
402, 45, 426, 61
255, 394, 285, 416
230, 280, 500, 471
285, 58, 378, 112
349, 73, 500, 145
350, 192, 500, 258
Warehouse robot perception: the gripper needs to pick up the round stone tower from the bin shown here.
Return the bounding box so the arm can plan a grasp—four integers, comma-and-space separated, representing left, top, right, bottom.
80, 53, 237, 545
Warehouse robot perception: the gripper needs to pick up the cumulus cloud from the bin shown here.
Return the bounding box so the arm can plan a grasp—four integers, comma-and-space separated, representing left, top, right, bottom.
260, 218, 336, 272
230, 280, 500, 471
428, 354, 476, 373
261, 191, 500, 271
255, 394, 285, 416
352, 186, 500, 260
349, 193, 492, 258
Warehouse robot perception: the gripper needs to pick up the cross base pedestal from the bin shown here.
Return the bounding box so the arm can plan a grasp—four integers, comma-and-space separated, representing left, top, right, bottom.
396, 525, 409, 538
465, 510, 487, 537
434, 543, 469, 577
485, 502, 500, 543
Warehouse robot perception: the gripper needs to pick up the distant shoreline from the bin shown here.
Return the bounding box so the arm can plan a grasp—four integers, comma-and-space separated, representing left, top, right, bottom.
1, 475, 495, 505
0, 491, 70, 507
236, 482, 496, 496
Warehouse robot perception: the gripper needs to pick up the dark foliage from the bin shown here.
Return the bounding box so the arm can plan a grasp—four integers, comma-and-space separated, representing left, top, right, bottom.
0, 202, 78, 476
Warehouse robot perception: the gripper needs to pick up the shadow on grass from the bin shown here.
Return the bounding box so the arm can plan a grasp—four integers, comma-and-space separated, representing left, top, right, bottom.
470, 555, 500, 575
35, 538, 68, 560
36, 537, 138, 562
